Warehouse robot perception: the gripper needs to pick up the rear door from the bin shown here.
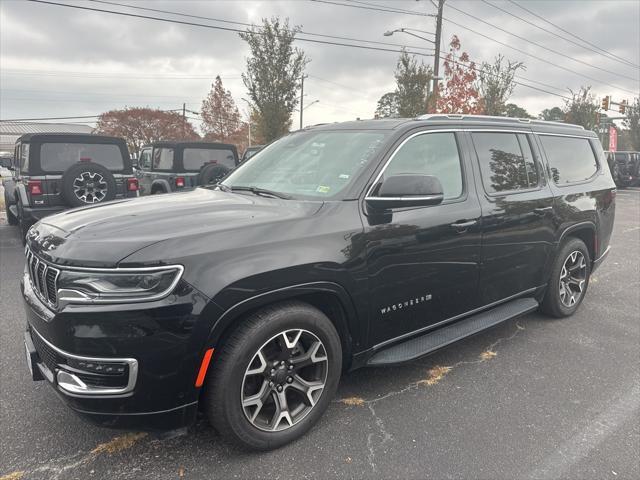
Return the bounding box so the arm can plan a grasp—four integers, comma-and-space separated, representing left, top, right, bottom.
467, 130, 556, 304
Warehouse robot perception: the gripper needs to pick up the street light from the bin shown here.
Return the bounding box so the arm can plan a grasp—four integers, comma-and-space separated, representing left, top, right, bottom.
303, 100, 320, 111
383, 28, 435, 44
384, 27, 439, 113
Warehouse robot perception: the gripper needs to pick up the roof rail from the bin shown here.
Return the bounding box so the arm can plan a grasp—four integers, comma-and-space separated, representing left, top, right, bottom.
416, 114, 585, 130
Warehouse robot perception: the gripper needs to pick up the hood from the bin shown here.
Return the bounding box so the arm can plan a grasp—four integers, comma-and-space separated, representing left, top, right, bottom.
27, 188, 323, 267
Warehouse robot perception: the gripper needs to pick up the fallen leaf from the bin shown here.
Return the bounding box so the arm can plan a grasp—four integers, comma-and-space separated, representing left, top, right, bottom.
480, 350, 497, 361
339, 396, 365, 406
417, 365, 452, 386
91, 432, 147, 455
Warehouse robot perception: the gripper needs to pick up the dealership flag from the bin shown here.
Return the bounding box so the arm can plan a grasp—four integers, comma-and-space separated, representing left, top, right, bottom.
609, 127, 618, 152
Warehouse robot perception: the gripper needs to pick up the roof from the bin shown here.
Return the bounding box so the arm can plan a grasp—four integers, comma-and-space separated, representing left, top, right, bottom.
16, 132, 125, 143
306, 115, 594, 137
0, 121, 93, 135
150, 141, 237, 149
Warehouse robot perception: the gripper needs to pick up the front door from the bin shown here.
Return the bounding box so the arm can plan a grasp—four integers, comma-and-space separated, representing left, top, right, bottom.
467, 130, 556, 304
363, 130, 483, 347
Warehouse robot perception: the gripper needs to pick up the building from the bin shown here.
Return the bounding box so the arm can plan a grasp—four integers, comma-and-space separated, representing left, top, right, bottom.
0, 121, 94, 155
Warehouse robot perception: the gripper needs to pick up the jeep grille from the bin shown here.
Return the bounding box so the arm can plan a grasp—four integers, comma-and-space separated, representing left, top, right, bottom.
25, 247, 60, 307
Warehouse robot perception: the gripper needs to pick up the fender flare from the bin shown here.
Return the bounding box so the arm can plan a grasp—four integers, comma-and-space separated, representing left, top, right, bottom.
15, 183, 29, 206
203, 281, 360, 354
2, 179, 17, 206
558, 221, 596, 245
151, 179, 171, 193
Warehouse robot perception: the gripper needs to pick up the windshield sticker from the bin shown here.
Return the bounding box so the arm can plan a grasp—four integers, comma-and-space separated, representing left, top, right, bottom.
339, 174, 350, 179
316, 185, 331, 193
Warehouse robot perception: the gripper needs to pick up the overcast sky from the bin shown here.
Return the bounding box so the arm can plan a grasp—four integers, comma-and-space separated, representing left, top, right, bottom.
1, 0, 639, 132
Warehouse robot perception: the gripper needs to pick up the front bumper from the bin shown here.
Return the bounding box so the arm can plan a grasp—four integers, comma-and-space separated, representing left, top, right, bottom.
21, 270, 218, 431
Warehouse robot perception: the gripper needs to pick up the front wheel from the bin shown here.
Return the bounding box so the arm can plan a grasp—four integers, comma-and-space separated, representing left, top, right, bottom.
541, 238, 591, 318
204, 301, 342, 450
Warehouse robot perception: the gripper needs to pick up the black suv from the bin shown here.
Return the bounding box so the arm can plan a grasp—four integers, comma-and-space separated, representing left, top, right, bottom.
21, 115, 615, 450
4, 133, 138, 239
136, 141, 239, 195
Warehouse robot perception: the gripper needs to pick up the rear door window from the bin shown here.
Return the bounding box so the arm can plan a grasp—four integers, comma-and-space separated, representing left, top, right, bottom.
153, 148, 174, 171
472, 132, 539, 193
183, 148, 236, 170
540, 136, 598, 185
40, 143, 123, 172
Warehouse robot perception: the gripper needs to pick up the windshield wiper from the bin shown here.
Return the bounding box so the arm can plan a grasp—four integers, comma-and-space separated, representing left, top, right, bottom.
230, 186, 292, 200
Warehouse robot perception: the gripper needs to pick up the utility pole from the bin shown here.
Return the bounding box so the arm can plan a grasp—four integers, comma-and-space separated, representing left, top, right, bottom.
300, 74, 307, 130
431, 0, 445, 113
182, 102, 186, 138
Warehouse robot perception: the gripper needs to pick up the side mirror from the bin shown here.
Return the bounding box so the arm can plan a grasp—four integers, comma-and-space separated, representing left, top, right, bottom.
366, 174, 444, 209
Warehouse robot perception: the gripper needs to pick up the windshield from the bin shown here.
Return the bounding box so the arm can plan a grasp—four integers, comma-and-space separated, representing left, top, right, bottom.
221, 130, 389, 199
40, 143, 124, 172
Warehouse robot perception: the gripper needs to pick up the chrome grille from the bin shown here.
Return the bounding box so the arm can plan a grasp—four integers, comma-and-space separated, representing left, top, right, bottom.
25, 247, 60, 307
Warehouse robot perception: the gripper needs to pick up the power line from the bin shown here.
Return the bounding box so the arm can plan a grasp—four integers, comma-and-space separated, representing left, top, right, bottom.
480, 0, 639, 71
1, 115, 102, 121
91, 0, 434, 53
315, 0, 638, 95
27, 0, 434, 58
311, 0, 428, 16
1, 69, 243, 80
507, 0, 640, 69
446, 0, 638, 82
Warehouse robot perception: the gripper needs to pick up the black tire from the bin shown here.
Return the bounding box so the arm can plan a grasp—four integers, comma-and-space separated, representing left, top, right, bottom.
204, 300, 342, 451
5, 194, 18, 225
541, 237, 591, 318
197, 164, 231, 186
61, 162, 116, 207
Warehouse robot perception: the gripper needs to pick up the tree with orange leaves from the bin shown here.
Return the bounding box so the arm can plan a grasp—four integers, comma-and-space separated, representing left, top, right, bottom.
436, 35, 482, 114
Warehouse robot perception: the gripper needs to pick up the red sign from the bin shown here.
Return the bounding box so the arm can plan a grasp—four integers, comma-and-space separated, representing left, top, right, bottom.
609, 127, 618, 152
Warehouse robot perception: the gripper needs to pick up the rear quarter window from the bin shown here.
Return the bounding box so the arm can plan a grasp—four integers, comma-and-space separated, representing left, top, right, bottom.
539, 136, 598, 185
183, 148, 236, 170
40, 143, 123, 172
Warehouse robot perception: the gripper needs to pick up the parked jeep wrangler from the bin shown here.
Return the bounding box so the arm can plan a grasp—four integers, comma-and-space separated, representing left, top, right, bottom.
4, 133, 138, 240
21, 115, 615, 450
136, 141, 239, 195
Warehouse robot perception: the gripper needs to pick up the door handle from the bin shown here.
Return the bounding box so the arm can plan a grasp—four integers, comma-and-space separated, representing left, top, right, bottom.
450, 220, 477, 232
534, 206, 553, 215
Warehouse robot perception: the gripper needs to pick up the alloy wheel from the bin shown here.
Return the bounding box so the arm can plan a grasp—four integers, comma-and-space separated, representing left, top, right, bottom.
559, 250, 587, 307
241, 329, 328, 432
73, 171, 108, 203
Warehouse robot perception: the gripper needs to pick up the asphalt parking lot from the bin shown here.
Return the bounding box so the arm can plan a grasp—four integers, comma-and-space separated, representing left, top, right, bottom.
1, 189, 638, 480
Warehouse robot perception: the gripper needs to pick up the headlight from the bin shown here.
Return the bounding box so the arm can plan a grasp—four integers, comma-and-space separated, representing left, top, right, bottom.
57, 266, 184, 305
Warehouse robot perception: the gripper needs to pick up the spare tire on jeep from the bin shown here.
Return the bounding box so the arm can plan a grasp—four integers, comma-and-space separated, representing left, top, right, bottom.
61, 162, 117, 207
197, 163, 231, 186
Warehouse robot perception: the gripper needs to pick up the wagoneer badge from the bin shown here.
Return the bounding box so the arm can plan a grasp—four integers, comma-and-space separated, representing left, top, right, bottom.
380, 294, 432, 315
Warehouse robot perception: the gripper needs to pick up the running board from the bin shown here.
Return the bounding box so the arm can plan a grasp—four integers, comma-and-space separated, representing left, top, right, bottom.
367, 297, 538, 366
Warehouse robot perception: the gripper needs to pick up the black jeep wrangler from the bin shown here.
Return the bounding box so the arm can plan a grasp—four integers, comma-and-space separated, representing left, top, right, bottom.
21, 115, 615, 450
4, 133, 138, 239
136, 141, 239, 195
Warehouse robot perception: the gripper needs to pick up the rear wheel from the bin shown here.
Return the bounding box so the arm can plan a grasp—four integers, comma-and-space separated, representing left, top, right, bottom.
541, 238, 591, 318
204, 301, 342, 450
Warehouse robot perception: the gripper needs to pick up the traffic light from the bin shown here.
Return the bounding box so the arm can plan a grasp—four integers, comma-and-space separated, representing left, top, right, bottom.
601, 96, 610, 111
620, 100, 627, 114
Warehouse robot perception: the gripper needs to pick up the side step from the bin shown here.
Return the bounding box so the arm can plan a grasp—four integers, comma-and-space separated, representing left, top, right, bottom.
8, 205, 18, 217
367, 297, 538, 366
